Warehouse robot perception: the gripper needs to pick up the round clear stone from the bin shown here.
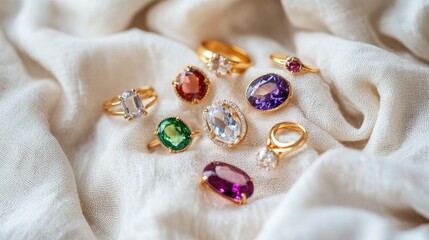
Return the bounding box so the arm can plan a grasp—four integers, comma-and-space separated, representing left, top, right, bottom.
256, 149, 278, 171
207, 105, 240, 144
206, 54, 232, 77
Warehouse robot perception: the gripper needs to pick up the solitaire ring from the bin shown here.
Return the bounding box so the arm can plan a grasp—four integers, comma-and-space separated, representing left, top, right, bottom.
256, 122, 308, 171
103, 86, 157, 122
197, 40, 252, 77
270, 53, 319, 74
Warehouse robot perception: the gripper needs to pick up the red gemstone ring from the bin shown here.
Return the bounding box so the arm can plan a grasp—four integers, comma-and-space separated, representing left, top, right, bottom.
270, 53, 319, 74
172, 65, 211, 104
201, 161, 254, 205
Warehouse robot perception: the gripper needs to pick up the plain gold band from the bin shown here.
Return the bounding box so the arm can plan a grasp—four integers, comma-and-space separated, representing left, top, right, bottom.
103, 86, 158, 115
270, 53, 319, 74
266, 122, 307, 158
197, 40, 252, 73
147, 130, 202, 150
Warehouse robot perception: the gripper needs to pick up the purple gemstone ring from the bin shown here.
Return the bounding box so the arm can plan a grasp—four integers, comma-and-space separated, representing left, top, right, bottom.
270, 53, 319, 74
245, 73, 293, 112
201, 161, 254, 205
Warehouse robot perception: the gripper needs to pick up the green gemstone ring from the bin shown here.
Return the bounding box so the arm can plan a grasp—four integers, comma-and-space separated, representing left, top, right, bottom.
147, 116, 201, 153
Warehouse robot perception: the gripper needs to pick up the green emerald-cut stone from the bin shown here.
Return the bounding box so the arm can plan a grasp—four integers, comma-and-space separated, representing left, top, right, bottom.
157, 117, 192, 151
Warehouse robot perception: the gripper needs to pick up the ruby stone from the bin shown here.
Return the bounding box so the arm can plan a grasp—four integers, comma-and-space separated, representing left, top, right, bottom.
285, 58, 302, 73
176, 67, 208, 103
203, 161, 254, 203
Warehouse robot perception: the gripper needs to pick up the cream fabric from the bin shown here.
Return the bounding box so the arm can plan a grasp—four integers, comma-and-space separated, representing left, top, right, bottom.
1, 0, 429, 239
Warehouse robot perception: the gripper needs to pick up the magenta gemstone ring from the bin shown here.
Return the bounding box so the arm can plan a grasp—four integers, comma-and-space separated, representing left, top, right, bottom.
245, 73, 293, 112
201, 161, 254, 205
270, 53, 319, 74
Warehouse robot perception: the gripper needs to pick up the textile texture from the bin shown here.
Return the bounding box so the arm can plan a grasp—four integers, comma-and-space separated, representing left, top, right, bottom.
1, 0, 429, 239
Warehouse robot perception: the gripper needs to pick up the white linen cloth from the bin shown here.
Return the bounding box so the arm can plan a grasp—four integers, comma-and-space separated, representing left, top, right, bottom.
1, 0, 429, 239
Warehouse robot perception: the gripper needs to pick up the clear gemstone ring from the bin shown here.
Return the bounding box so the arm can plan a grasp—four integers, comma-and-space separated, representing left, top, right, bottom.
103, 86, 158, 122
197, 40, 252, 78
270, 53, 319, 74
202, 100, 247, 148
256, 122, 308, 171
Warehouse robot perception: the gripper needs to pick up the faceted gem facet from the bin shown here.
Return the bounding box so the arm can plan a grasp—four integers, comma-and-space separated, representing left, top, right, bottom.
175, 66, 209, 104
245, 73, 291, 111
285, 57, 302, 73
202, 161, 254, 203
202, 100, 247, 147
256, 149, 278, 171
157, 117, 192, 152
121, 90, 145, 120
206, 54, 232, 77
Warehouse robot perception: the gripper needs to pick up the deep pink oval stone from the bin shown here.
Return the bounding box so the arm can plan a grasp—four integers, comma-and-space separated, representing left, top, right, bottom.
203, 161, 254, 203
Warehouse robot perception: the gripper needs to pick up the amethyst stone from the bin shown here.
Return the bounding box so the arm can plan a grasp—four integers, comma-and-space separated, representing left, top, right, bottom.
245, 73, 291, 111
202, 161, 254, 204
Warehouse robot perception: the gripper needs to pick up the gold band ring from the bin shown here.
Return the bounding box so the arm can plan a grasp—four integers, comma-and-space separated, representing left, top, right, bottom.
103, 86, 158, 122
256, 122, 308, 170
197, 40, 252, 77
147, 116, 201, 153
270, 53, 319, 74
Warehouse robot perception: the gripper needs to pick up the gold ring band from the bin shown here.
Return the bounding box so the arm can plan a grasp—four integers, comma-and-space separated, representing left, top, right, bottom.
103, 86, 158, 121
197, 40, 252, 77
257, 122, 308, 170
270, 53, 319, 74
147, 130, 202, 150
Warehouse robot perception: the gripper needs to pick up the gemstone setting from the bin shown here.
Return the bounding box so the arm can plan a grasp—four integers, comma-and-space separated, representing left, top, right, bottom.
202, 100, 247, 148
173, 66, 210, 104
206, 53, 233, 77
256, 149, 279, 171
202, 161, 254, 204
120, 90, 146, 121
285, 57, 302, 74
156, 117, 193, 153
245, 73, 292, 111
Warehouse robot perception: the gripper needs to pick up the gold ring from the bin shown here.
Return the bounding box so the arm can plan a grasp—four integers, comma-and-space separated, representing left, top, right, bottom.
202, 100, 247, 148
147, 116, 201, 153
172, 65, 211, 104
201, 161, 254, 205
103, 86, 157, 122
197, 40, 252, 77
270, 53, 319, 74
256, 122, 307, 170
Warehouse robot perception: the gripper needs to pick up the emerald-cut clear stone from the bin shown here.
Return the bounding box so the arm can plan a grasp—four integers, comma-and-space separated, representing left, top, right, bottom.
121, 90, 145, 120
157, 117, 192, 151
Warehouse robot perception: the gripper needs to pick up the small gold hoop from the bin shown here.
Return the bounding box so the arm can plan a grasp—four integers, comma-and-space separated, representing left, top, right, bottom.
197, 40, 252, 77
103, 86, 158, 121
270, 53, 319, 74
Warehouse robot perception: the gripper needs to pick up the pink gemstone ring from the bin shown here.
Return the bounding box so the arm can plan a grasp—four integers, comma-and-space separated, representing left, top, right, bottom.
201, 161, 254, 205
270, 53, 319, 74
